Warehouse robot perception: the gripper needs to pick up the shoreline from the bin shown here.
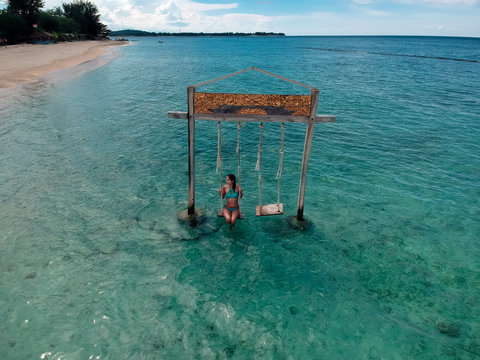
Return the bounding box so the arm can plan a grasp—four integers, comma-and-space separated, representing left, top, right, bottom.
0, 40, 127, 89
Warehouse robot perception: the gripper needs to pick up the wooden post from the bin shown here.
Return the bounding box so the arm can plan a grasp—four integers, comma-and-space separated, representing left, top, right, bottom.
187, 86, 195, 215
297, 88, 319, 221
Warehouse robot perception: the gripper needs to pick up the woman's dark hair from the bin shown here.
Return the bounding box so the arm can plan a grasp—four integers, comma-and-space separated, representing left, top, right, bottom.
227, 174, 236, 191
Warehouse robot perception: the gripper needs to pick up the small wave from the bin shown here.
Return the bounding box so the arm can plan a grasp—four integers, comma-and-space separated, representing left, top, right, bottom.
301, 47, 480, 63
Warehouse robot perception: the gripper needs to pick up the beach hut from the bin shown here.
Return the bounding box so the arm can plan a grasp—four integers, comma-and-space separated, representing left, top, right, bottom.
28, 30, 52, 43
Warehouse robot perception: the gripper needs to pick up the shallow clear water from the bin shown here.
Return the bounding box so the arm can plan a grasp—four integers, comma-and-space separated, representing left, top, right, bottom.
1, 36, 480, 359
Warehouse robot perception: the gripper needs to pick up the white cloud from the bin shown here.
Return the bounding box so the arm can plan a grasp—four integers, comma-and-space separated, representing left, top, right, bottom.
96, 0, 274, 32
179, 0, 238, 11
196, 12, 272, 32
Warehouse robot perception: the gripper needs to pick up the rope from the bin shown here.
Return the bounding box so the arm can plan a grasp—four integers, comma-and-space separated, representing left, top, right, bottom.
217, 121, 223, 210
255, 122, 263, 206
237, 122, 242, 185
276, 122, 285, 206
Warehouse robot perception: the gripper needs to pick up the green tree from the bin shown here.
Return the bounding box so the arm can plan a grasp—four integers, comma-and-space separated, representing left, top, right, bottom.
38, 10, 58, 32
57, 16, 80, 33
7, 0, 45, 25
62, 0, 107, 38
49, 6, 64, 17
97, 21, 109, 37
0, 9, 29, 42
38, 9, 80, 34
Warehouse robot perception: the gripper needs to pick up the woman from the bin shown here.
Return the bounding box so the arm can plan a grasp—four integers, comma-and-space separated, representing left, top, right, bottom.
219, 174, 243, 230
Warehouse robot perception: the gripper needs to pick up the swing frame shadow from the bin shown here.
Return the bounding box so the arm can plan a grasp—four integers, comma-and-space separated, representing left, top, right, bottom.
168, 66, 336, 221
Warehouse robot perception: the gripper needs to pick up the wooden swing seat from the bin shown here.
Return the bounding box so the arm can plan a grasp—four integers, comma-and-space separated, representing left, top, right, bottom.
218, 210, 245, 219
256, 203, 284, 216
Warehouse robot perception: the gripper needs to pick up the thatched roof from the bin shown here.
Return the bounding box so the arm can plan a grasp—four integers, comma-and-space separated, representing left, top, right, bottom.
29, 30, 51, 41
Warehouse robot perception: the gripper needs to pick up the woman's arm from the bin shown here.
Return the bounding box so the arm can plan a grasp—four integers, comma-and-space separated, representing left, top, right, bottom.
218, 185, 226, 199
238, 185, 243, 200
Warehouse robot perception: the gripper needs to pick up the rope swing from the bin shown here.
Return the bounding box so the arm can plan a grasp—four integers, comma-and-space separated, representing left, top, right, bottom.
217, 121, 244, 219
255, 122, 284, 216
255, 122, 263, 206
276, 122, 285, 206
237, 121, 242, 186
169, 67, 336, 222
216, 121, 223, 211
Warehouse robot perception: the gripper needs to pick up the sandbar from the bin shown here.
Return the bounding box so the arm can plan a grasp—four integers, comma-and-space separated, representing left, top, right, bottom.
0, 40, 126, 89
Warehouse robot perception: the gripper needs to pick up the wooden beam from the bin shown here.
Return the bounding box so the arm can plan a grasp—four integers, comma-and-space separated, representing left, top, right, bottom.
297, 88, 319, 221
168, 111, 189, 119
168, 111, 335, 123
315, 115, 336, 123
190, 67, 253, 88
187, 86, 195, 215
251, 67, 316, 90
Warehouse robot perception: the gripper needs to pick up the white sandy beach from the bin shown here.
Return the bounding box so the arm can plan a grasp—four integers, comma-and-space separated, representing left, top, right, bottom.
0, 40, 126, 89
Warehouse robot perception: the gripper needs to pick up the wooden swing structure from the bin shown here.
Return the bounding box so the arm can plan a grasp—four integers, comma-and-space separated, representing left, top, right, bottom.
168, 67, 335, 221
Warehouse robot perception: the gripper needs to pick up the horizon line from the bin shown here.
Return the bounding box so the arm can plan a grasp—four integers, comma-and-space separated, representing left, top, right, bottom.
110, 31, 480, 39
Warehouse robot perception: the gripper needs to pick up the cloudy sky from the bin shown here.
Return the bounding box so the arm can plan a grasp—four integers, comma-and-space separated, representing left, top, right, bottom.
2, 0, 480, 36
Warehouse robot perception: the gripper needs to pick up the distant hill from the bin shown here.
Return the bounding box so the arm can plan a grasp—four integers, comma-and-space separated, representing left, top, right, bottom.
110, 29, 286, 37
110, 30, 158, 37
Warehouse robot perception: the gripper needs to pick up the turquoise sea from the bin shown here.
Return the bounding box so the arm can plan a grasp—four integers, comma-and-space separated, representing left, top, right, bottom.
1, 36, 480, 359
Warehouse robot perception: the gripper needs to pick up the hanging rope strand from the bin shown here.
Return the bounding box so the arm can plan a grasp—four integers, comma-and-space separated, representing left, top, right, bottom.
255, 122, 263, 206
237, 121, 242, 185
217, 121, 223, 210
216, 121, 222, 175
276, 122, 285, 206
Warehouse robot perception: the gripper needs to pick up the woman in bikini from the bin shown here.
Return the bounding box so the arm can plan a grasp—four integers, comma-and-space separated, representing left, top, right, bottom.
219, 174, 243, 230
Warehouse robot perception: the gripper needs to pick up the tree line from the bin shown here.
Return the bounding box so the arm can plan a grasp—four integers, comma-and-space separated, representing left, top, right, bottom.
0, 0, 109, 44
110, 29, 286, 37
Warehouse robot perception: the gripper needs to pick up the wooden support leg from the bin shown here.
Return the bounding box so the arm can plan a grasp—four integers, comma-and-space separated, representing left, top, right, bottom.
297, 118, 315, 221
297, 89, 319, 221
187, 86, 195, 215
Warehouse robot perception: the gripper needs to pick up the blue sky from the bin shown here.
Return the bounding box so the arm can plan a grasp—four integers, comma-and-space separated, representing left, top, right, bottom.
2, 0, 479, 36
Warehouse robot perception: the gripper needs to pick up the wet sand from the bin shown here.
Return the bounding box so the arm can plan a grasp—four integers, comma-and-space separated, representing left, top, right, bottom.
0, 40, 126, 89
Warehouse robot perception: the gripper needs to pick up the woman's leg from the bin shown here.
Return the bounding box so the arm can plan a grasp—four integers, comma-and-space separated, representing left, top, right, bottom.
222, 207, 232, 224
230, 209, 240, 228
